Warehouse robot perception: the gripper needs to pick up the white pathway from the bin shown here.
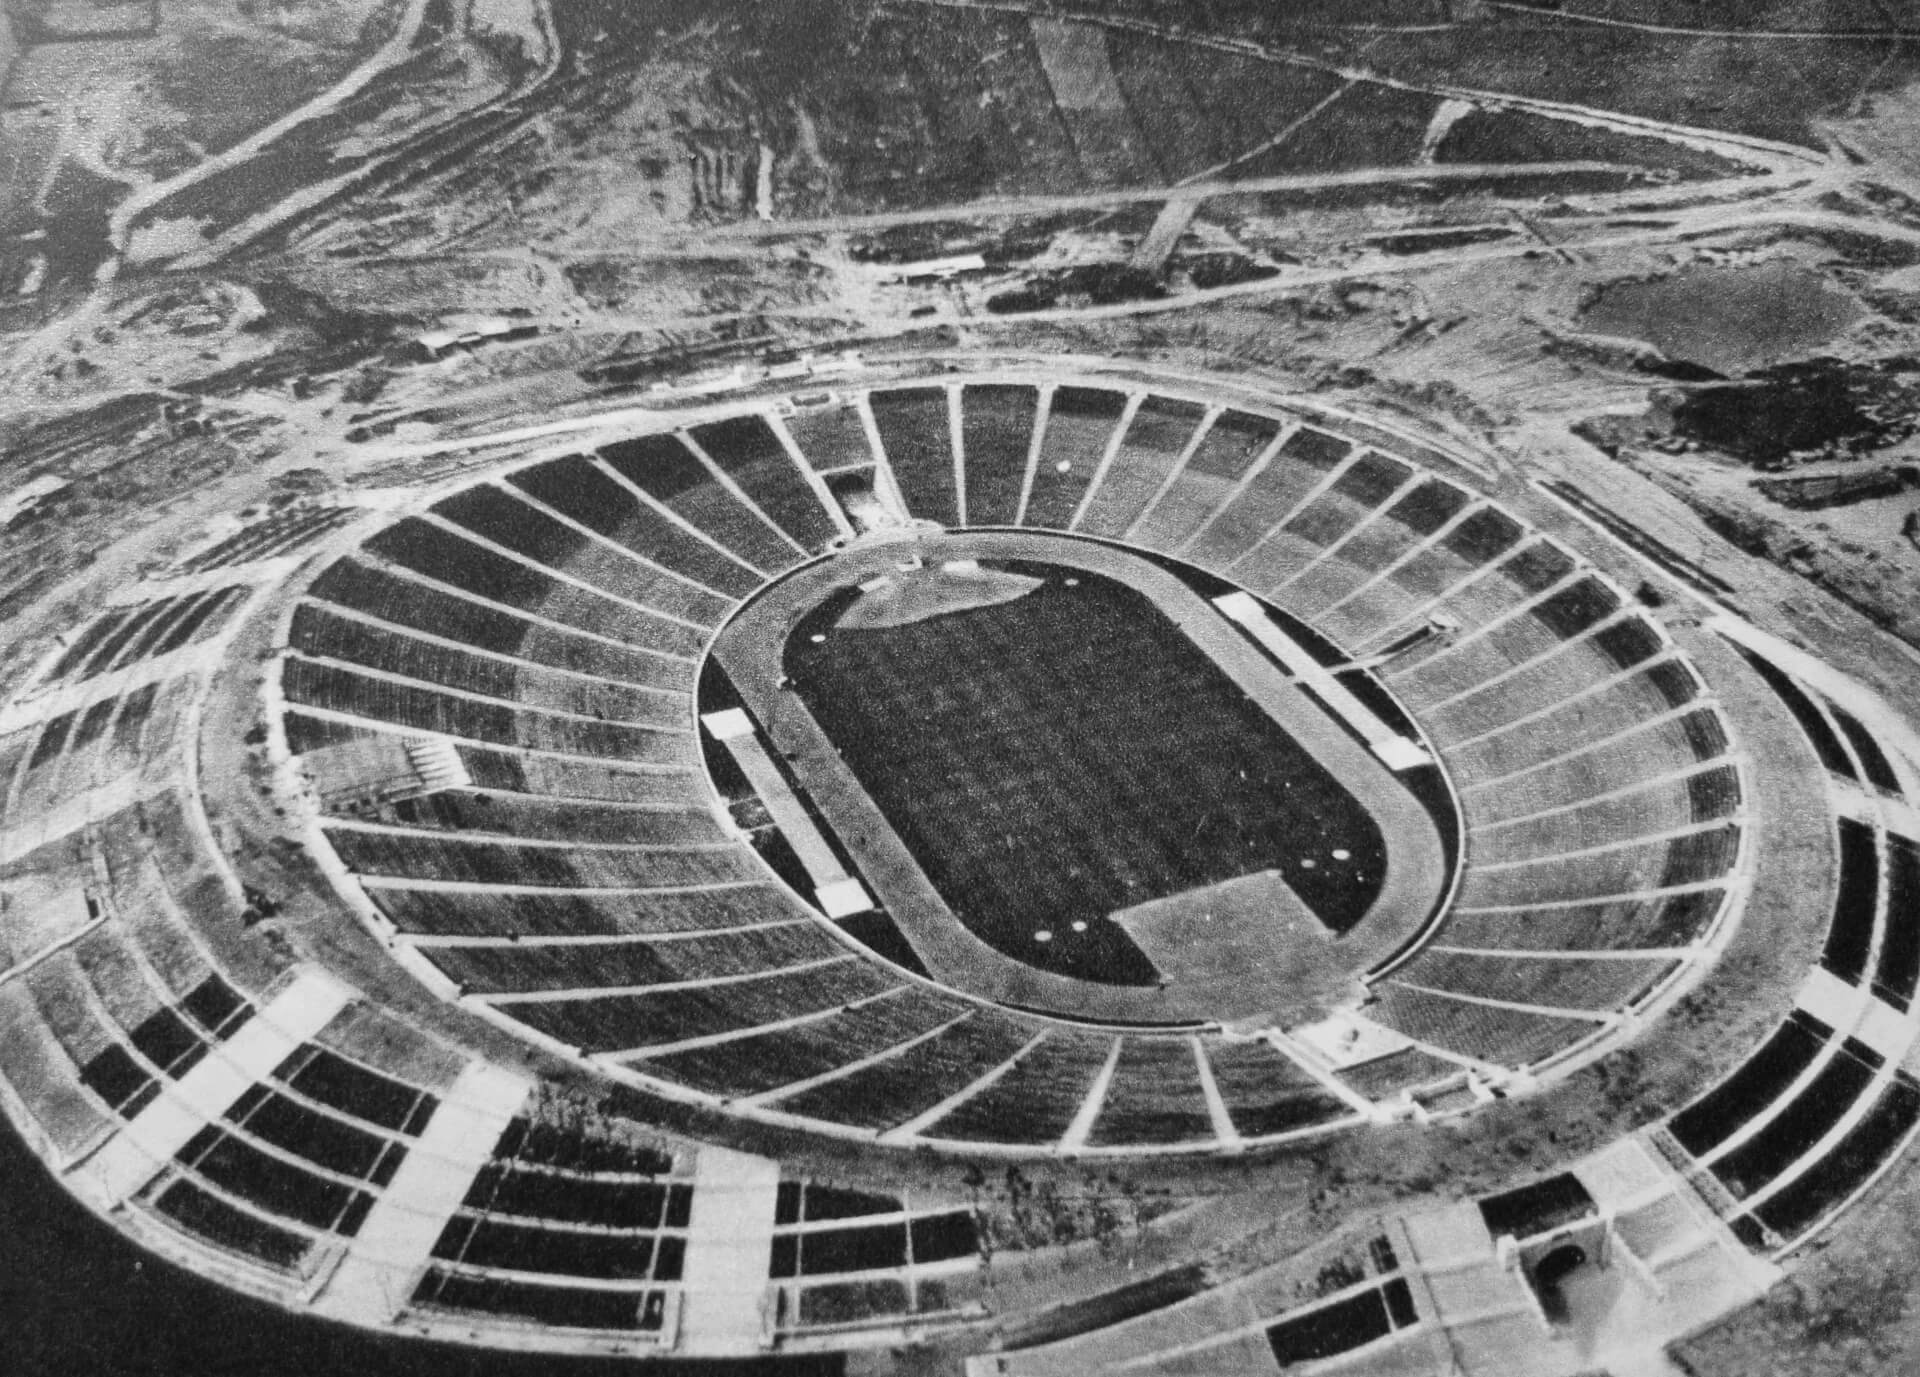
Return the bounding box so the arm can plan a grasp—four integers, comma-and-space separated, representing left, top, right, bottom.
82, 968, 352, 1205
1797, 965, 1913, 1065
1215, 590, 1431, 769
703, 707, 871, 917
311, 1060, 531, 1323
676, 1146, 782, 1356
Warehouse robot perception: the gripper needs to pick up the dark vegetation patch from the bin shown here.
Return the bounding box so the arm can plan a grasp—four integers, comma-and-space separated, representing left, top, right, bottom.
1667, 359, 1919, 467
988, 264, 1169, 314
1366, 226, 1515, 256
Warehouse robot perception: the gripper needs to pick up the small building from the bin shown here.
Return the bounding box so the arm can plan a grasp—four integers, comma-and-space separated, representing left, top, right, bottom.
875, 254, 988, 284
1756, 465, 1919, 510
412, 318, 543, 362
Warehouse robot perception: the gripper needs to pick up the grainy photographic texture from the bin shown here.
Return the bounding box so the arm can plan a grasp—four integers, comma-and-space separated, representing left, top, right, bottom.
5, 3, 1920, 1375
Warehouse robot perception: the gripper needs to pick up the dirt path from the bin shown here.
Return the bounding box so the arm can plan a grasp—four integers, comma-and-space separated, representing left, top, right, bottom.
893, 0, 1832, 174
169, 0, 565, 271
1485, 1, 1920, 41
690, 160, 1641, 241
950, 193, 1877, 328
101, 0, 436, 277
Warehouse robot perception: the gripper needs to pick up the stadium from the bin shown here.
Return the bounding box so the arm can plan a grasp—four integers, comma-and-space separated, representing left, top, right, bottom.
8, 2, 1920, 1374
3, 351, 1914, 1374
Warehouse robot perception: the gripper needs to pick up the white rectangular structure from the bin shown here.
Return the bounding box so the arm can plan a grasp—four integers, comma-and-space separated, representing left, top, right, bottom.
86, 968, 353, 1205
706, 709, 862, 908
1213, 591, 1432, 770
815, 876, 874, 918
700, 708, 756, 742
676, 1146, 782, 1355
1854, 993, 1915, 1065
1797, 964, 1868, 1033
313, 1060, 532, 1323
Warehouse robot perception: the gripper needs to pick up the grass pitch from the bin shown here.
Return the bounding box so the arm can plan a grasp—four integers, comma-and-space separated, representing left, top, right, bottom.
786, 563, 1384, 985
